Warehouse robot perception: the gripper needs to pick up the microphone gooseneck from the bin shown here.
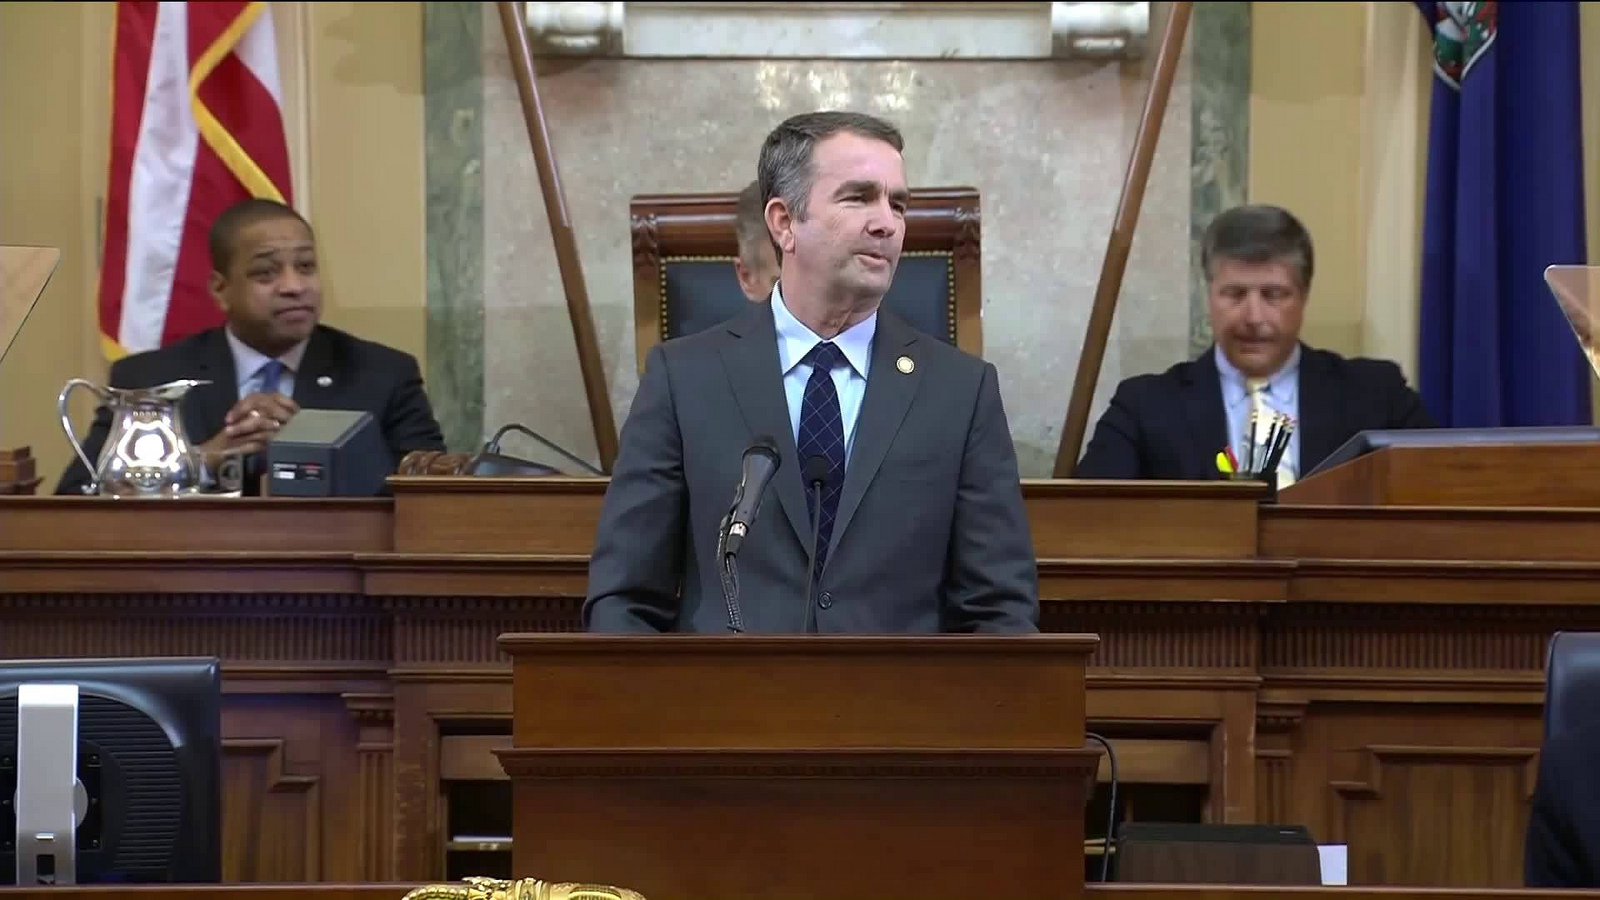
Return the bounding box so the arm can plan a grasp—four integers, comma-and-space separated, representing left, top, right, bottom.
720, 437, 784, 634
800, 454, 830, 632
474, 422, 602, 476
717, 508, 743, 633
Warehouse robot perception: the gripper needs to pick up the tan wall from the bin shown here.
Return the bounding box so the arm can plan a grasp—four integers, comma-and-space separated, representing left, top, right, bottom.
1251, 1, 1600, 422
297, 2, 426, 357
1584, 4, 1600, 423
0, 1, 426, 488
1249, 1, 1370, 359
0, 2, 105, 485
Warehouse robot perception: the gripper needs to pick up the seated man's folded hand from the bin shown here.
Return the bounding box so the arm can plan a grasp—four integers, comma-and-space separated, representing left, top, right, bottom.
198, 391, 301, 457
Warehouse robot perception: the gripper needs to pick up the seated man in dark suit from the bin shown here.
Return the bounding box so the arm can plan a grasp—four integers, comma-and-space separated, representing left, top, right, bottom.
1076, 204, 1434, 485
57, 198, 445, 495
1526, 721, 1600, 886
733, 179, 780, 303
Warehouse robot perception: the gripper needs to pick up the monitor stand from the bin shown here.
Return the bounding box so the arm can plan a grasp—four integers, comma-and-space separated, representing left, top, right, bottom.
15, 683, 83, 885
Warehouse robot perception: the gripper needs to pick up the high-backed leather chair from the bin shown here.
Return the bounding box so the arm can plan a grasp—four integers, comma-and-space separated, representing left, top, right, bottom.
1543, 631, 1600, 742
628, 187, 983, 373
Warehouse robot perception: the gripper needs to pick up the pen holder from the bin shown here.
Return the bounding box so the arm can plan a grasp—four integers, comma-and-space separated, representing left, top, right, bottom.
1222, 470, 1278, 505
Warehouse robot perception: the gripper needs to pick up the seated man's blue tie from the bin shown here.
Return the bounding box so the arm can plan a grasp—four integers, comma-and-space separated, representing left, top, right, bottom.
257, 359, 285, 396
797, 341, 845, 583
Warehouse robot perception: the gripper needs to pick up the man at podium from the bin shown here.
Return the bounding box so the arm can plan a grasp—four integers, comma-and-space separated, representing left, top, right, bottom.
584, 111, 1039, 635
1076, 205, 1434, 485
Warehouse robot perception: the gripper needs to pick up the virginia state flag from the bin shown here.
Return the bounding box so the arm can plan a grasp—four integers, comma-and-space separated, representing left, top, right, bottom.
1416, 1, 1590, 427
98, 2, 293, 360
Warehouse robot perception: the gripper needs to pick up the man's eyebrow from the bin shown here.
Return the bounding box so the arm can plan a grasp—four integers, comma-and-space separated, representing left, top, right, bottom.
834, 180, 909, 205
834, 179, 879, 196
248, 244, 314, 261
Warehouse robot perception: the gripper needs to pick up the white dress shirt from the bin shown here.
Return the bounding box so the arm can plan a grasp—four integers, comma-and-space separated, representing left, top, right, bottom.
770, 283, 876, 468
224, 328, 308, 398
1216, 344, 1301, 477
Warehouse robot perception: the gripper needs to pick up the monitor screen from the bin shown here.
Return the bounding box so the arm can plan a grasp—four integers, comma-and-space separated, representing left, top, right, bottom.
0, 657, 221, 885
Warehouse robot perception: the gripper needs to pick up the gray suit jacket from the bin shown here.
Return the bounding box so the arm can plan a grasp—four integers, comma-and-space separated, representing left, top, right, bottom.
583, 301, 1040, 634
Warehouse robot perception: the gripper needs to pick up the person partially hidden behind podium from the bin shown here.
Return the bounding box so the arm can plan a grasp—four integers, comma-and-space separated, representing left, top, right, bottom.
1076, 204, 1434, 485
734, 179, 781, 303
56, 198, 445, 496
583, 111, 1039, 634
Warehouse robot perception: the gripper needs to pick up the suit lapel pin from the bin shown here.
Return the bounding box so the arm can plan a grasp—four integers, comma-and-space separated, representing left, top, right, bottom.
316, 375, 333, 388
895, 355, 914, 374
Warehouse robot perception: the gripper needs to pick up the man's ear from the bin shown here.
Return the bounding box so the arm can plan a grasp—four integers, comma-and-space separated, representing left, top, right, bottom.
733, 257, 760, 302
207, 270, 228, 310
764, 197, 797, 255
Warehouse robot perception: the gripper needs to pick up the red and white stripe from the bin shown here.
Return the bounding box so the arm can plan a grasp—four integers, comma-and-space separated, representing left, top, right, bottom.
98, 1, 293, 359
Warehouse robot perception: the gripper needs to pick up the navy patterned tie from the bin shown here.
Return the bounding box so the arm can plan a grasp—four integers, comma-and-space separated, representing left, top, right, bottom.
797, 341, 846, 580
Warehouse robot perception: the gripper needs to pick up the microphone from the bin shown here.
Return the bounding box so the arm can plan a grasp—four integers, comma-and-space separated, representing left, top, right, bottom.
800, 454, 830, 630
723, 437, 782, 558
718, 436, 783, 634
467, 423, 603, 476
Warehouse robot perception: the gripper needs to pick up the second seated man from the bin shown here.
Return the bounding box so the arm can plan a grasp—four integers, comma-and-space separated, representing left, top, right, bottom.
1076, 204, 1435, 484
584, 111, 1040, 635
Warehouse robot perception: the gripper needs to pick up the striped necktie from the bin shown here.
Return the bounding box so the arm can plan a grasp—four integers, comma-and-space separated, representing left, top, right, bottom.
1246, 378, 1295, 488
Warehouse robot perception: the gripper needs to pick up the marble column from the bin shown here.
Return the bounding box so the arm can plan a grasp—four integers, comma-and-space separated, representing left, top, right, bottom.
1188, 1, 1252, 356
424, 0, 486, 453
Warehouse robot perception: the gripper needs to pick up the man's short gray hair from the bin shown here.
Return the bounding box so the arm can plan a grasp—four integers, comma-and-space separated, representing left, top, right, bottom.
1201, 204, 1315, 290
756, 111, 905, 257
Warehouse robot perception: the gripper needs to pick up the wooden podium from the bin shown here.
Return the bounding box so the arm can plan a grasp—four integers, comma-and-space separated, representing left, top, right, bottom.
496, 633, 1100, 900
1280, 441, 1600, 507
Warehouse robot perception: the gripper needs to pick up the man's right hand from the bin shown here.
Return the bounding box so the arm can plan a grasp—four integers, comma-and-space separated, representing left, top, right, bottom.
197, 391, 301, 457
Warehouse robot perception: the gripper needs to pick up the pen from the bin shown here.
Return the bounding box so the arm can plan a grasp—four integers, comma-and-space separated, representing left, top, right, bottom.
1245, 409, 1259, 472
1262, 418, 1296, 476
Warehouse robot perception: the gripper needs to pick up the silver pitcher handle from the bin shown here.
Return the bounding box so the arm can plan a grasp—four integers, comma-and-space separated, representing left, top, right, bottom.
57, 378, 108, 495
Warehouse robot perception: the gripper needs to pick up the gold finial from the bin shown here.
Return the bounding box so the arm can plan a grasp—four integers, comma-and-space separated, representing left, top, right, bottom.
402, 877, 648, 900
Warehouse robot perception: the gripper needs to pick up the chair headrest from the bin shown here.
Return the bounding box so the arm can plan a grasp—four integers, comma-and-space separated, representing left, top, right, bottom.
1544, 631, 1600, 742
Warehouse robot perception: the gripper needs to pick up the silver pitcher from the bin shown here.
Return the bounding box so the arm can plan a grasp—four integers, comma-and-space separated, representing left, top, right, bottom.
57, 378, 230, 498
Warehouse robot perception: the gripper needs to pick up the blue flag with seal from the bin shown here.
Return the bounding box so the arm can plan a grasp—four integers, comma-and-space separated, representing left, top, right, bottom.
1416, 1, 1590, 427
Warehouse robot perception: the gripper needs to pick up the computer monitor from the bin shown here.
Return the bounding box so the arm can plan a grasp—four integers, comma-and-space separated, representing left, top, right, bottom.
0, 657, 222, 885
1305, 425, 1600, 479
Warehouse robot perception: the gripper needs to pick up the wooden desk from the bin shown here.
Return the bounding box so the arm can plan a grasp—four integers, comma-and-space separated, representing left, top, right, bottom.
1097, 889, 1600, 900
0, 885, 1596, 900
0, 479, 1587, 888
0, 888, 406, 900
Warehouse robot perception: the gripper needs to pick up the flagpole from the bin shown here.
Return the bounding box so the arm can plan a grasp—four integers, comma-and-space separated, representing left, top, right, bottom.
495, 1, 619, 474
1052, 1, 1194, 477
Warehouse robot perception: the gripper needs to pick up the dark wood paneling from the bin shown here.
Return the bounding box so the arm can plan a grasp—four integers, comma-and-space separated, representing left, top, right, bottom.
1, 886, 1596, 900
0, 498, 388, 552
0, 482, 1593, 888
